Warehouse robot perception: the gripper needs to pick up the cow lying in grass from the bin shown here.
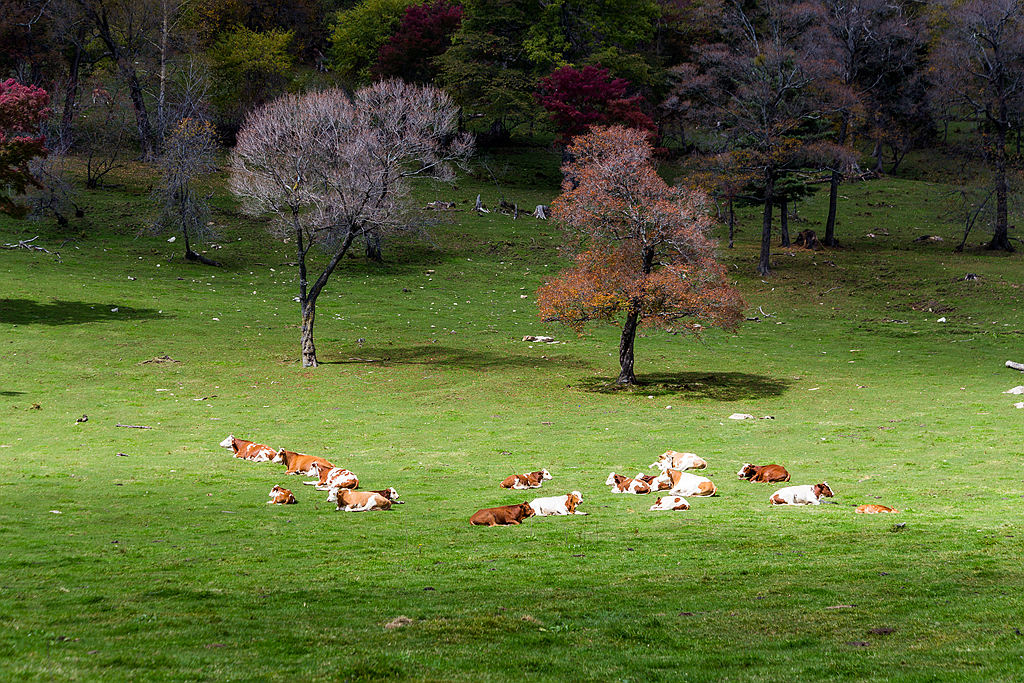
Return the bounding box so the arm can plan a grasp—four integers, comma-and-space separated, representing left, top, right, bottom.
267, 485, 296, 504
649, 495, 690, 511
303, 463, 359, 491
855, 504, 897, 514
605, 473, 651, 494
335, 489, 392, 512
499, 469, 552, 489
770, 483, 834, 505
221, 435, 277, 462
737, 463, 791, 483
653, 469, 717, 496
529, 492, 586, 516
650, 451, 707, 471
470, 503, 535, 526
273, 449, 333, 475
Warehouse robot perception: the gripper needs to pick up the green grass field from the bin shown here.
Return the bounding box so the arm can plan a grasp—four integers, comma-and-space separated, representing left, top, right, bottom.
2, 148, 1023, 681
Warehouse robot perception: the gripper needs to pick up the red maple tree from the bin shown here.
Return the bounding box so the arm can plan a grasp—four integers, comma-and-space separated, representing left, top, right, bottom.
0, 78, 50, 217
374, 0, 464, 84
535, 65, 657, 145
538, 126, 743, 385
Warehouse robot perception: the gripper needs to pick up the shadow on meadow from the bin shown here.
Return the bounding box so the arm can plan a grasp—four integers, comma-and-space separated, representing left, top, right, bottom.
324, 344, 593, 370
576, 371, 791, 400
0, 299, 168, 326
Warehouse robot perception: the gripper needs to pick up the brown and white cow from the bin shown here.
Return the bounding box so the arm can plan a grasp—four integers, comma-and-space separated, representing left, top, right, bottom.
653, 469, 717, 496
470, 503, 535, 526
220, 435, 277, 462
529, 491, 586, 516
368, 487, 404, 504
855, 504, 897, 514
769, 483, 834, 505
737, 463, 791, 483
272, 449, 333, 475
605, 473, 651, 494
649, 495, 690, 511
335, 489, 392, 512
650, 450, 708, 471
302, 463, 359, 490
499, 469, 552, 490
267, 485, 296, 505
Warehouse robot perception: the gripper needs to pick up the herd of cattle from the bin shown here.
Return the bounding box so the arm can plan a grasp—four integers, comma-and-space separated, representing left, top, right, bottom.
221, 436, 897, 523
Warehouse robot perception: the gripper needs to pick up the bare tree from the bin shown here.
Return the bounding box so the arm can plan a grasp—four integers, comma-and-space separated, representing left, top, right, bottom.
152, 117, 220, 265
79, 82, 132, 188
229, 81, 473, 367
934, 0, 1024, 251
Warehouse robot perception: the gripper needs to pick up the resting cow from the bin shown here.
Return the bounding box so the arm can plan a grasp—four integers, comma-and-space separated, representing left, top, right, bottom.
220, 435, 276, 462
529, 491, 586, 516
499, 469, 552, 489
302, 463, 359, 491
605, 473, 651, 494
737, 463, 791, 483
855, 504, 897, 514
649, 495, 690, 511
267, 485, 296, 505
272, 449, 333, 475
369, 487, 404, 504
470, 503, 535, 526
769, 483, 834, 505
335, 489, 392, 512
653, 469, 717, 496
650, 451, 708, 471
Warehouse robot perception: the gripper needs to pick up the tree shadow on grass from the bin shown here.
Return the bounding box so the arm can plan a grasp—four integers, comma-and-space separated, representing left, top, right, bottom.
0, 299, 169, 326
576, 372, 791, 401
321, 344, 592, 371
0, 390, 25, 396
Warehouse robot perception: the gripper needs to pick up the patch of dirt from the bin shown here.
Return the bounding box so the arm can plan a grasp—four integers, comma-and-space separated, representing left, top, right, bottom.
138, 354, 180, 364
909, 300, 955, 313
384, 616, 413, 630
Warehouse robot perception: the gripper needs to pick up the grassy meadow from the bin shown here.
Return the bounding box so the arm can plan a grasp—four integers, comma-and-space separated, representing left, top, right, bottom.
2, 146, 1024, 681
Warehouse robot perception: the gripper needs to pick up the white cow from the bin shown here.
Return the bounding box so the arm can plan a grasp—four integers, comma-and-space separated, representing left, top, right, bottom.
650, 450, 708, 471
769, 483, 834, 506
653, 469, 717, 496
649, 495, 690, 511
529, 491, 587, 516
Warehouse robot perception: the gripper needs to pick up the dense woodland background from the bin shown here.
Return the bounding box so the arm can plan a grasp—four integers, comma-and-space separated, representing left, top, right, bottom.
2, 0, 1022, 261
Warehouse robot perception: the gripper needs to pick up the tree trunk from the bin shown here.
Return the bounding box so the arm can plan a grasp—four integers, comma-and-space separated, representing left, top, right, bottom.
988, 119, 1013, 252
300, 301, 318, 367
758, 173, 774, 277
779, 199, 790, 247
728, 198, 735, 249
59, 33, 85, 149
616, 246, 654, 385
617, 311, 639, 385
364, 231, 382, 261
872, 137, 884, 174
157, 0, 168, 138
120, 59, 158, 159
823, 114, 848, 247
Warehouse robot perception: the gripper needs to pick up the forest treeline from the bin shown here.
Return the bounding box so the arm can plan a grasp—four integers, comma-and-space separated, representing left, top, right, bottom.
2, 0, 1022, 264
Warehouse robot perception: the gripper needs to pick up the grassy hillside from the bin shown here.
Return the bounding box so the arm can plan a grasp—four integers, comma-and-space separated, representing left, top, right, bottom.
1, 147, 1023, 681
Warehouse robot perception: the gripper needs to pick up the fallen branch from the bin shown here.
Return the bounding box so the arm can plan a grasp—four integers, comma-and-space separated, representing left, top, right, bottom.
115, 423, 153, 429
1007, 360, 1024, 372
757, 306, 775, 318
2, 235, 53, 253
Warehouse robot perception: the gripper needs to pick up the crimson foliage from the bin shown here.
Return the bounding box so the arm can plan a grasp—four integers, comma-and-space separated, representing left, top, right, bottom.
0, 78, 50, 217
535, 65, 656, 144
375, 0, 464, 83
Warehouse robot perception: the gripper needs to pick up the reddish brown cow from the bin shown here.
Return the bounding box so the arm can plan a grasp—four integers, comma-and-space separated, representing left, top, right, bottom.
499, 469, 552, 489
737, 463, 791, 483
272, 449, 333, 475
470, 503, 535, 526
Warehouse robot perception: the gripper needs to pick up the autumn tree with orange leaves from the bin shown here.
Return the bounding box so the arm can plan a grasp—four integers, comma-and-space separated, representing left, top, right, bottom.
537, 126, 743, 385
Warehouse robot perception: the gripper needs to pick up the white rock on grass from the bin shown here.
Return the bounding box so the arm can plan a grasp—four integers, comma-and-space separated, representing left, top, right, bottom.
1015, 402, 1024, 409
1004, 386, 1024, 395
729, 413, 756, 420
522, 335, 556, 343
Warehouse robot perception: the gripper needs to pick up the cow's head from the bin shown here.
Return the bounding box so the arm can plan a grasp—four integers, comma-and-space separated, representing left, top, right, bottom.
271, 449, 286, 464
539, 468, 552, 481
382, 487, 400, 502
605, 472, 618, 486
307, 462, 329, 478
569, 491, 582, 509
520, 503, 536, 519
814, 482, 834, 498
737, 463, 757, 479
220, 435, 235, 449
